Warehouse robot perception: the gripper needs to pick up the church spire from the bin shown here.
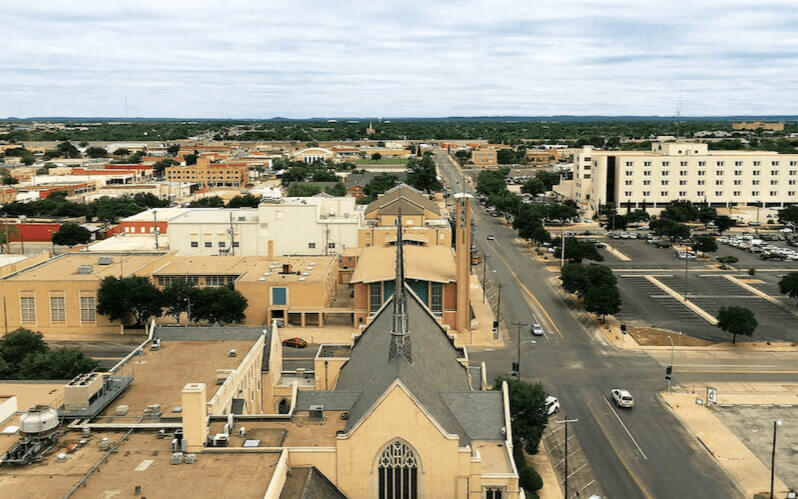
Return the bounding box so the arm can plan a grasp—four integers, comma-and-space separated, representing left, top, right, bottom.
390, 209, 412, 362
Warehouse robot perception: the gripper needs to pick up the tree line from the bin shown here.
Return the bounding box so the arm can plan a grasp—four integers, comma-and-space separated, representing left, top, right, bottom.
0, 328, 98, 380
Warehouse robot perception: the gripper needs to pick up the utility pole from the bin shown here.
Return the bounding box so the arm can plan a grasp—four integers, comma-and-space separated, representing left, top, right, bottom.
496, 283, 503, 327
511, 322, 528, 379
482, 256, 489, 303
683, 239, 690, 299
560, 230, 566, 268
153, 210, 159, 249
668, 335, 674, 394
556, 416, 579, 499
771, 420, 783, 499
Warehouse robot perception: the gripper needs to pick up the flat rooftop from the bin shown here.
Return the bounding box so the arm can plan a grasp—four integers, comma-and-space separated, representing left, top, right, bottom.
154, 255, 335, 283
2, 252, 168, 281
102, 340, 254, 417
120, 207, 193, 222
169, 208, 259, 224
350, 245, 456, 284
88, 234, 169, 252
0, 432, 278, 499
209, 412, 346, 448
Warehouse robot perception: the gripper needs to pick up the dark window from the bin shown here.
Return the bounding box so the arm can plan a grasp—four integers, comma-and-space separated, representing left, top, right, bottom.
378, 441, 418, 499
369, 283, 382, 313
204, 242, 212, 248
430, 283, 442, 314
190, 241, 199, 248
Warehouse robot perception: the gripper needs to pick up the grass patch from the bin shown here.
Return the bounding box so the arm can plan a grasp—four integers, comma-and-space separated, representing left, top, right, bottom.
354, 158, 408, 165
628, 327, 713, 347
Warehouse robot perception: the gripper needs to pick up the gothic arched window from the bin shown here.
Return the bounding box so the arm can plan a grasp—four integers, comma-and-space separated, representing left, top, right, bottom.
377, 440, 419, 499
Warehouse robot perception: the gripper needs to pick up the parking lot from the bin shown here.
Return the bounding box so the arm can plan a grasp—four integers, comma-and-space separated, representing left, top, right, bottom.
596, 235, 798, 343
714, 406, 798, 490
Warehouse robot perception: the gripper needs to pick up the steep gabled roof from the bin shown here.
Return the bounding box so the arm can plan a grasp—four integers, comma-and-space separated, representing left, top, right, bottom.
333, 288, 473, 442
364, 183, 440, 217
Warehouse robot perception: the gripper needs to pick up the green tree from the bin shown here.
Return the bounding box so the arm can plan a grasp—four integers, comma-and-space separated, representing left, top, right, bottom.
0, 328, 48, 373
167, 144, 180, 156
476, 168, 510, 196
778, 206, 798, 227
691, 235, 718, 255
584, 284, 621, 321
152, 158, 178, 177
20, 153, 35, 166
406, 154, 442, 192
162, 278, 197, 324
287, 183, 322, 197
717, 306, 757, 344
52, 222, 92, 247
778, 272, 798, 302
626, 209, 651, 223
453, 150, 470, 164
558, 237, 603, 264
19, 348, 98, 380
650, 218, 691, 241
97, 276, 163, 326
187, 196, 225, 208
713, 215, 735, 234
560, 264, 589, 296
325, 182, 347, 197
132, 192, 170, 208
521, 178, 545, 196
371, 152, 382, 161
661, 200, 700, 222
226, 194, 261, 208
84, 146, 108, 158
113, 147, 130, 156
717, 256, 738, 269
184, 153, 198, 166
57, 141, 80, 158
192, 286, 248, 325
493, 377, 548, 454
535, 171, 561, 190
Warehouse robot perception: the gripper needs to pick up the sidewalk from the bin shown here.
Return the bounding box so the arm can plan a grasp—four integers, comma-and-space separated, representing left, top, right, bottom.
467, 274, 503, 347
526, 440, 563, 499
662, 391, 789, 498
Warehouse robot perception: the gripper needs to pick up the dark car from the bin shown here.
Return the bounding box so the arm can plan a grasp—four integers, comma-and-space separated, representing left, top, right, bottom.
282, 337, 308, 348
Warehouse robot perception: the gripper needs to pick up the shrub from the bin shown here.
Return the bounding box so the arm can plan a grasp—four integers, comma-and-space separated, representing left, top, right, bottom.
519, 466, 543, 494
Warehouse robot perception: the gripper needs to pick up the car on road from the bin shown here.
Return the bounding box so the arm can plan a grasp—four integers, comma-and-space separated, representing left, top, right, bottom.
610, 389, 634, 408
545, 396, 560, 415
531, 323, 544, 336
282, 337, 308, 348
487, 235, 496, 241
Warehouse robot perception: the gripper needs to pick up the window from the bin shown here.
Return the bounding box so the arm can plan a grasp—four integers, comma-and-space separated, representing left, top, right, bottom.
662, 161, 670, 166
20, 297, 35, 322
790, 180, 796, 185
660, 191, 668, 196
734, 191, 741, 196
789, 191, 796, 196
643, 161, 652, 167
752, 180, 760, 185
80, 296, 96, 322
771, 170, 779, 176
271, 287, 287, 306
624, 191, 632, 196
772, 161, 780, 166
662, 170, 669, 176
643, 171, 651, 176
734, 170, 742, 176
715, 191, 723, 196
791, 161, 797, 166
752, 191, 759, 196
625, 171, 633, 176
430, 283, 442, 314
680, 171, 687, 176
377, 441, 418, 499
697, 180, 705, 185
698, 161, 706, 166
715, 180, 723, 185
369, 283, 382, 313
485, 488, 504, 499
770, 191, 777, 196
679, 180, 687, 185
661, 180, 669, 185
771, 180, 779, 185
715, 171, 723, 176
679, 191, 687, 196
791, 171, 797, 176
753, 171, 761, 176
327, 242, 336, 249
190, 241, 199, 248
625, 161, 634, 166
205, 275, 231, 287
308, 242, 316, 249
643, 180, 651, 186
642, 191, 650, 197
680, 161, 688, 167
158, 276, 174, 287
754, 161, 761, 166
625, 180, 633, 185
716, 161, 724, 166
735, 161, 743, 166
204, 241, 212, 248
733, 180, 741, 185
218, 241, 226, 247
697, 171, 705, 176
233, 241, 239, 248
697, 191, 704, 197
50, 296, 65, 322
185, 275, 199, 285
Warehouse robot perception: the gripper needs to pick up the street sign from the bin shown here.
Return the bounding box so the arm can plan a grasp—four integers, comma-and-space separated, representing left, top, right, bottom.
707, 387, 717, 404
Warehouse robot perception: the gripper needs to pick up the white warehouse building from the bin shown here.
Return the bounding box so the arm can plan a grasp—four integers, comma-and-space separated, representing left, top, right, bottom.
167, 196, 362, 257
567, 141, 798, 216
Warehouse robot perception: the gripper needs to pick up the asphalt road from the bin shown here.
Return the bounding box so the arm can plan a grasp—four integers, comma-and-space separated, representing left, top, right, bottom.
435, 151, 740, 499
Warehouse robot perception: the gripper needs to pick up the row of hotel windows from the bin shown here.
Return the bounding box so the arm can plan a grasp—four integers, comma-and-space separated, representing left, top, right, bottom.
623, 191, 793, 198
625, 180, 796, 186
626, 170, 797, 177
626, 160, 798, 167
19, 296, 96, 323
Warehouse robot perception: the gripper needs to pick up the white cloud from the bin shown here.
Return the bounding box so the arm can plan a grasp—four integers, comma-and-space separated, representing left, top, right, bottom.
0, 0, 796, 117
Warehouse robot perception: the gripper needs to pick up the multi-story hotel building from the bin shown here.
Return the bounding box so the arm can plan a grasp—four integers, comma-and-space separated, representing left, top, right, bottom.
164, 157, 248, 187
568, 142, 798, 215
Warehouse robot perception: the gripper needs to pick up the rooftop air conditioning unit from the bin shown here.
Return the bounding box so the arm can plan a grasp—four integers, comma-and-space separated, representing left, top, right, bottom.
309, 405, 324, 420
97, 256, 113, 265
77, 265, 93, 274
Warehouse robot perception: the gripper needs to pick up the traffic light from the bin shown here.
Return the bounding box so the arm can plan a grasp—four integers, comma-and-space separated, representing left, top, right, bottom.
665, 365, 672, 381
620, 324, 627, 334
512, 362, 519, 372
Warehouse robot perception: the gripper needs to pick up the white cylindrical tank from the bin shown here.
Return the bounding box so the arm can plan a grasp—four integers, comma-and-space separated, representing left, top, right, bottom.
20, 406, 60, 437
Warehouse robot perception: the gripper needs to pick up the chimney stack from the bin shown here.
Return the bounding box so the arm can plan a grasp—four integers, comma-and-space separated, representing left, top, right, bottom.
267, 239, 274, 259
454, 192, 472, 334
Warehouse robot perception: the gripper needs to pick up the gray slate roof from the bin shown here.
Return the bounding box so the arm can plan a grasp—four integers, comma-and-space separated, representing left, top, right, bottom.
279, 467, 347, 499
441, 391, 505, 441
332, 288, 474, 442
295, 391, 361, 411
364, 183, 440, 217
344, 172, 406, 188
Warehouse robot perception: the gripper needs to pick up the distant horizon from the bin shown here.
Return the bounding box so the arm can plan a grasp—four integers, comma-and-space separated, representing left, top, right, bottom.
4, 115, 798, 122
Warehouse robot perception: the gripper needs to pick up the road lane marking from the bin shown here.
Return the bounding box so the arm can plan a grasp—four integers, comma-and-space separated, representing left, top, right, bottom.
602, 396, 648, 460
489, 247, 564, 337
585, 402, 654, 499
674, 364, 780, 368
675, 369, 798, 374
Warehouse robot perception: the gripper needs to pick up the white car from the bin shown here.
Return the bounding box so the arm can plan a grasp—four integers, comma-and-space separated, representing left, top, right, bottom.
531, 324, 544, 336
545, 396, 560, 415
487, 235, 496, 241
610, 389, 634, 408
780, 227, 794, 233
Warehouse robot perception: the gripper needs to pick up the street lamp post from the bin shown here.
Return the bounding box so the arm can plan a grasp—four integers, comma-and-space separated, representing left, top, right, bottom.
771, 420, 783, 499
555, 416, 579, 499
482, 256, 489, 303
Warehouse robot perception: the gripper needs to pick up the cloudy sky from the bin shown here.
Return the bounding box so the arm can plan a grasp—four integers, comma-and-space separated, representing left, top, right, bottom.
2, 0, 797, 118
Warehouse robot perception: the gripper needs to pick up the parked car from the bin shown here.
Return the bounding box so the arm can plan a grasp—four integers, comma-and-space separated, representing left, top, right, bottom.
282, 337, 308, 348
531, 324, 544, 336
653, 240, 672, 248
610, 389, 634, 408
545, 396, 560, 415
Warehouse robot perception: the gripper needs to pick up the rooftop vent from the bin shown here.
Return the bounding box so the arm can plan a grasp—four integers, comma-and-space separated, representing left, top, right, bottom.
309, 405, 324, 420
77, 265, 93, 274
281, 264, 291, 274
97, 256, 113, 265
